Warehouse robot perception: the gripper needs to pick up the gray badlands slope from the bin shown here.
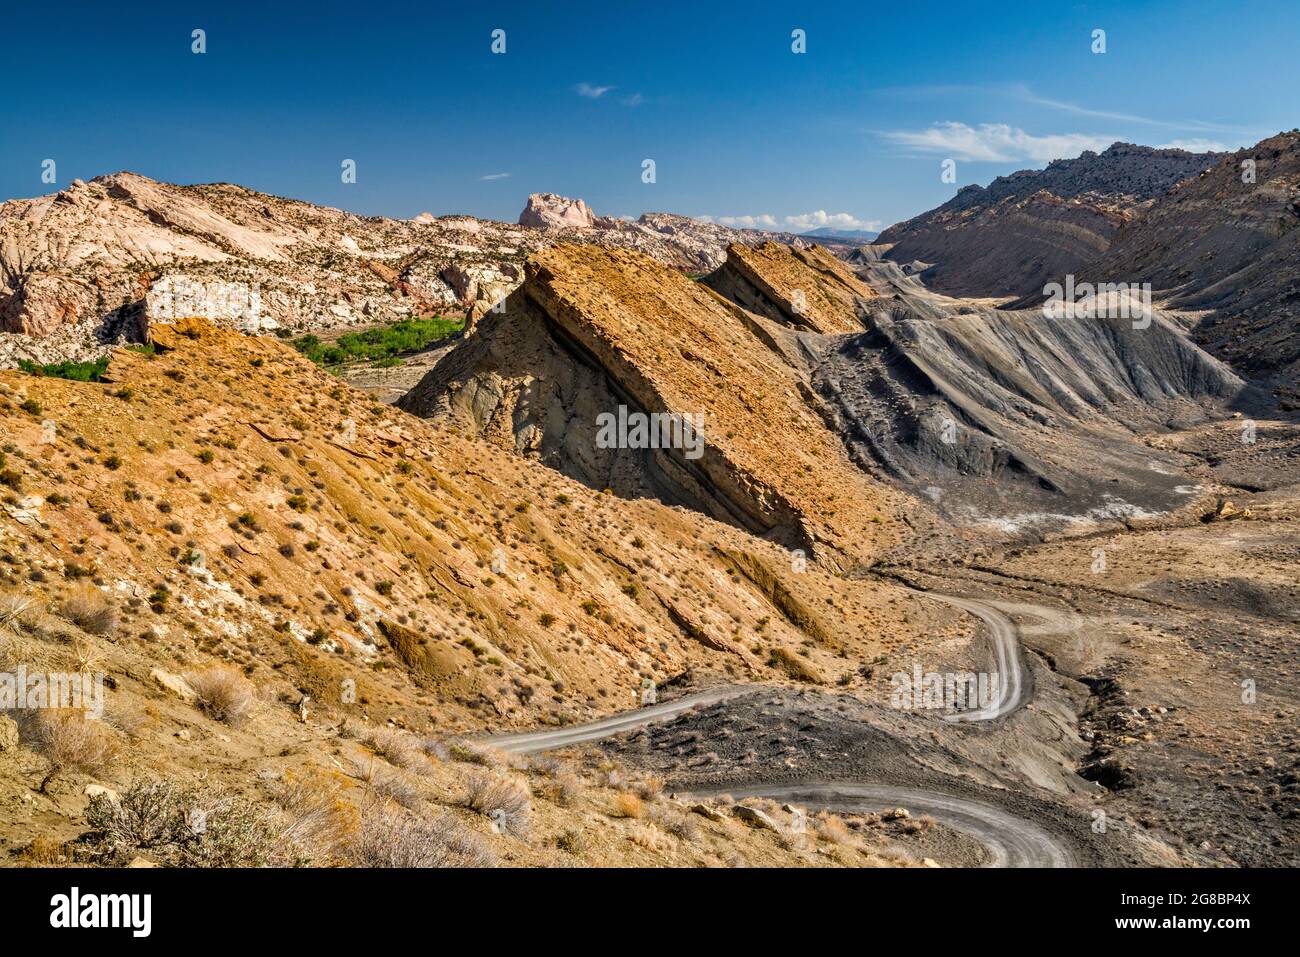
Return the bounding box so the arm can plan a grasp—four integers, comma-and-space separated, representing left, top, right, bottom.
876, 143, 1223, 299
0, 173, 823, 365
817, 249, 1260, 533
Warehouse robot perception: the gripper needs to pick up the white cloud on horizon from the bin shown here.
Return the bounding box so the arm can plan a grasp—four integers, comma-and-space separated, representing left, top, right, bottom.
697, 211, 879, 232
574, 82, 615, 99
783, 210, 881, 232
697, 213, 779, 229
883, 122, 1115, 162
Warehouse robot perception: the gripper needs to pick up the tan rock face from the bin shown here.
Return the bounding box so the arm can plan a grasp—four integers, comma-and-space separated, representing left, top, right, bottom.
402, 243, 906, 569
704, 242, 875, 334
518, 193, 596, 230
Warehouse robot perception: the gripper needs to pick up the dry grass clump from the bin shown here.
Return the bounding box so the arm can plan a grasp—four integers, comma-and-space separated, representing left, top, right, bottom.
351, 756, 423, 810
363, 727, 421, 769
463, 771, 531, 838
186, 664, 255, 727
541, 771, 583, 807
628, 822, 666, 851
347, 804, 495, 868
13, 709, 119, 792
651, 806, 701, 841
58, 586, 118, 636
815, 812, 854, 845
632, 774, 664, 802
267, 770, 359, 864
613, 791, 645, 819
899, 814, 936, 835
554, 827, 587, 855
447, 740, 509, 768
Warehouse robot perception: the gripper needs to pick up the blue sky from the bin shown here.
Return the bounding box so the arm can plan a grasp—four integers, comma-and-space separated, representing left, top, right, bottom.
2, 0, 1293, 230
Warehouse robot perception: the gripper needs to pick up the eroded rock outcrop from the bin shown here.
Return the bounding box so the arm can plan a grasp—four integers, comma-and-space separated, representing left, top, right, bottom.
400, 244, 908, 567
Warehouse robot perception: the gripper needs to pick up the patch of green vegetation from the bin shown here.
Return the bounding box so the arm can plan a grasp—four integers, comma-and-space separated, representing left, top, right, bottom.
124, 343, 156, 357
18, 357, 110, 382
291, 317, 463, 368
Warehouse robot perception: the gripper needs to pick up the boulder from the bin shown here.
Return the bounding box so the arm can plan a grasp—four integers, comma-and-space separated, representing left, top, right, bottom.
150, 668, 197, 703
732, 804, 779, 831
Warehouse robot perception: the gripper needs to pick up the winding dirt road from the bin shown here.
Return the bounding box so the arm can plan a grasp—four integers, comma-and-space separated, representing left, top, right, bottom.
484, 589, 1075, 867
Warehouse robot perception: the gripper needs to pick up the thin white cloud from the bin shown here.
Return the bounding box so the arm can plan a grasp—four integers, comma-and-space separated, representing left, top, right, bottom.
784, 211, 881, 232
697, 214, 779, 229
574, 82, 615, 99
1157, 138, 1229, 153
883, 122, 1115, 162
621, 92, 644, 107
477, 172, 511, 181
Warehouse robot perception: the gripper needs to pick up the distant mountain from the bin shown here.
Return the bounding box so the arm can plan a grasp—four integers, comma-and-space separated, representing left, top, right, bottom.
876, 142, 1225, 299
1061, 131, 1300, 406
0, 177, 815, 365
801, 227, 880, 241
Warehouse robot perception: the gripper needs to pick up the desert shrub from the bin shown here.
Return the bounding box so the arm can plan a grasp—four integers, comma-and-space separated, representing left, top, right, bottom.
267, 771, 357, 865
363, 728, 422, 768
186, 665, 255, 727
18, 357, 110, 382
463, 771, 531, 839
0, 593, 40, 633
58, 586, 117, 636
346, 804, 494, 868
14, 709, 119, 791
85, 779, 285, 866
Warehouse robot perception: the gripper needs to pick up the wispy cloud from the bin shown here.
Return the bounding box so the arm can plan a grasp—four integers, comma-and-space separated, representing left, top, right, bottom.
1010, 86, 1245, 134
477, 172, 511, 181
621, 92, 644, 107
882, 122, 1115, 162
574, 82, 615, 99
784, 211, 880, 231
874, 82, 1249, 138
